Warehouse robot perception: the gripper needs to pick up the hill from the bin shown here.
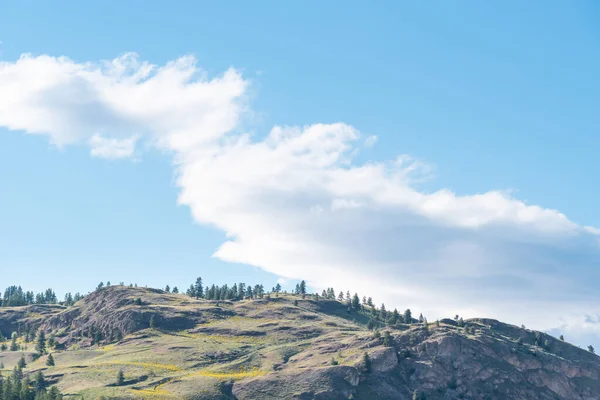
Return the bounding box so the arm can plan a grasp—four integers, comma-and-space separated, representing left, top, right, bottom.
0, 285, 599, 399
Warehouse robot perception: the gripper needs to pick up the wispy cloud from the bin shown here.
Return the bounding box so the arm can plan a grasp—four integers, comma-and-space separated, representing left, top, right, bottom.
89, 134, 139, 159
364, 135, 377, 148
1, 52, 599, 347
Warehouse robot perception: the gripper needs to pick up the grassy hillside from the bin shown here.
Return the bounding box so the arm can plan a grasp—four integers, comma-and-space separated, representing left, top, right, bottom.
0, 286, 599, 399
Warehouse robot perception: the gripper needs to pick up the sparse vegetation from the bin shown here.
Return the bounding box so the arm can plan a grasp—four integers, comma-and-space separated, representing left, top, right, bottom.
0, 282, 595, 399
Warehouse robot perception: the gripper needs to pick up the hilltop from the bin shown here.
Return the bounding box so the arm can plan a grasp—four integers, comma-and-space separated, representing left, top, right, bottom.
0, 285, 599, 399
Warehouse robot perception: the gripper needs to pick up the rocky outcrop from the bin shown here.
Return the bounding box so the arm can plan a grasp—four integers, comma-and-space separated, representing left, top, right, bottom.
0, 304, 64, 337
234, 320, 600, 399
40, 286, 228, 345
369, 347, 398, 373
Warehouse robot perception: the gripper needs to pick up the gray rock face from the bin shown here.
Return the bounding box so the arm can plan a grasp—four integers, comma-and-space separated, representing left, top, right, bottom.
370, 347, 398, 373
234, 320, 600, 400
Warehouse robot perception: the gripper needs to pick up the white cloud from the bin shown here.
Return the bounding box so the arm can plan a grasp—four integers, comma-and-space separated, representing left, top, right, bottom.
1, 53, 600, 347
0, 53, 246, 150
89, 134, 139, 159
364, 135, 377, 148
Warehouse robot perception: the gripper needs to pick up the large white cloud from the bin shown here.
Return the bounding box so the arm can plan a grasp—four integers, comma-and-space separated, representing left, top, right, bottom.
2, 53, 600, 347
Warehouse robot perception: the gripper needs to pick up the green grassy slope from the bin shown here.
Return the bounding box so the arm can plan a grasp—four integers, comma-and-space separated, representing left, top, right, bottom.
1, 286, 599, 400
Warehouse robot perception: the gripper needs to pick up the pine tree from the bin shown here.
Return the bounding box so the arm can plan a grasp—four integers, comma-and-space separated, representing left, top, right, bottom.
186, 284, 195, 297
35, 331, 46, 355
47, 333, 56, 349
560, 335, 564, 341
275, 283, 282, 296
149, 315, 156, 329
172, 286, 179, 294
299, 280, 307, 298
338, 291, 344, 301
21, 377, 32, 399
17, 354, 26, 369
164, 285, 170, 293
10, 332, 18, 351
34, 370, 46, 392
362, 352, 371, 373
380, 303, 387, 321
194, 277, 204, 299
117, 369, 125, 386
404, 309, 412, 324
383, 331, 393, 347
46, 353, 55, 367
588, 345, 595, 354
351, 293, 360, 310
371, 306, 378, 318
48, 386, 62, 399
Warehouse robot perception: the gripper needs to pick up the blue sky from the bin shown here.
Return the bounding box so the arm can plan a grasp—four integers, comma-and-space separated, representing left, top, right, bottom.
1, 1, 600, 346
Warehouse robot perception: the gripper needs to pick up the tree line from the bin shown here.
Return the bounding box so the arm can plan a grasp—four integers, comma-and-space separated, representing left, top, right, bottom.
183, 278, 268, 301
1, 286, 83, 308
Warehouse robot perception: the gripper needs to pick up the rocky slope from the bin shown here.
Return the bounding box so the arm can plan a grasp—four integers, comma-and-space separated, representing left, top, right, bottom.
0, 286, 598, 399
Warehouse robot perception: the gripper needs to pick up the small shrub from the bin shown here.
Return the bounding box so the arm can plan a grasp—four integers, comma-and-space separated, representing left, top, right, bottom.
280, 347, 300, 363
